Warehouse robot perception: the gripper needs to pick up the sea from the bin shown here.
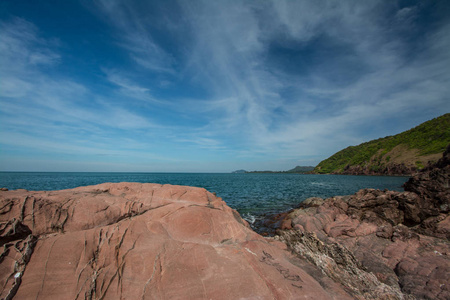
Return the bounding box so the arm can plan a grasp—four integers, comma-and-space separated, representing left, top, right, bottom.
0, 172, 408, 226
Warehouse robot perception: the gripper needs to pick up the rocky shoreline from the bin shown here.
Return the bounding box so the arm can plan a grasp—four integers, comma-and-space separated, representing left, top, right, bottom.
270, 145, 450, 299
1, 148, 448, 299
338, 163, 419, 176
1, 182, 359, 299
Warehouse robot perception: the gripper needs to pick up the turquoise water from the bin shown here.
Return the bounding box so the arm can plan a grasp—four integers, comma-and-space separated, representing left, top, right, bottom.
0, 172, 408, 224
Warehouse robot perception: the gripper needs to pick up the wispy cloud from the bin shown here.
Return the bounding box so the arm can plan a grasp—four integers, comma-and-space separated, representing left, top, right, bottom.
0, 18, 61, 68
0, 18, 60, 98
0, 17, 162, 160
1, 1, 449, 172
91, 0, 450, 162
101, 68, 165, 105
104, 69, 150, 94
177, 1, 450, 159
94, 0, 176, 74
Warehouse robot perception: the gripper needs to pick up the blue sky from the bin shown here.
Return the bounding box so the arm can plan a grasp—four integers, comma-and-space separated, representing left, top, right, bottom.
1, 0, 449, 172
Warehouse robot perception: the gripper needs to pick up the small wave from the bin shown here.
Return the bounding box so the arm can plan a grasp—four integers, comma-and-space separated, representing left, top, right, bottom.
242, 213, 256, 224
310, 182, 330, 187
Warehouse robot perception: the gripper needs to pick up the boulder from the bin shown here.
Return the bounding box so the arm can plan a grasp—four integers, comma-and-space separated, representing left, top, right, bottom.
0, 183, 354, 300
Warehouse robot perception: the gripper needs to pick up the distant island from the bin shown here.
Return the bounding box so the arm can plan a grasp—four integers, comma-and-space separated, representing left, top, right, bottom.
314, 113, 450, 175
231, 169, 247, 173
232, 166, 315, 174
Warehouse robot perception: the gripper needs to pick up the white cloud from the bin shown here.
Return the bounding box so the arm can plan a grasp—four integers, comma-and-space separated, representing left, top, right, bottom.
177, 1, 450, 160
0, 18, 61, 99
179, 1, 284, 141
0, 17, 161, 158
2, 1, 449, 171
102, 68, 160, 103
0, 18, 60, 69
105, 70, 150, 94
94, 0, 175, 73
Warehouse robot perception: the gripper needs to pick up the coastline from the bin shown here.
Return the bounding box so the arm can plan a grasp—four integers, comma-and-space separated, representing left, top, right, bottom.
265, 146, 450, 299
1, 146, 448, 299
0, 182, 358, 299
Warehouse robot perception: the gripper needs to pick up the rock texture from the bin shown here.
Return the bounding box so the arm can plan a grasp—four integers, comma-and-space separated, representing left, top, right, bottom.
275, 146, 450, 299
1, 182, 358, 300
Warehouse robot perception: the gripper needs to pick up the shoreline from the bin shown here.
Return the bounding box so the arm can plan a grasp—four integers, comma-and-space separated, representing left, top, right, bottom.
1, 146, 448, 299
262, 146, 450, 299
0, 182, 359, 299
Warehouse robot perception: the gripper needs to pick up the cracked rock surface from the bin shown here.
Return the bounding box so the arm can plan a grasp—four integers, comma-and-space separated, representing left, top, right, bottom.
273, 146, 450, 300
1, 182, 356, 299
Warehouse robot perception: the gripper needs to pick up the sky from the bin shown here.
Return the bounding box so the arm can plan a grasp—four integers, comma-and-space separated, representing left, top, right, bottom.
1, 0, 449, 172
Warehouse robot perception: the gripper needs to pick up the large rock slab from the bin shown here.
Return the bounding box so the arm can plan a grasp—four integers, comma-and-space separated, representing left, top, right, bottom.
0, 182, 353, 299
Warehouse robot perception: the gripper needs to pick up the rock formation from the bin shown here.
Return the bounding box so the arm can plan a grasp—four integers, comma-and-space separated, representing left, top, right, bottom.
2, 147, 448, 299
1, 182, 361, 299
339, 162, 419, 176
275, 145, 450, 299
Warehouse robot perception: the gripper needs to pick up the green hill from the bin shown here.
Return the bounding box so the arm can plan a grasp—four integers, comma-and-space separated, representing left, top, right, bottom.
314, 113, 450, 175
286, 166, 315, 173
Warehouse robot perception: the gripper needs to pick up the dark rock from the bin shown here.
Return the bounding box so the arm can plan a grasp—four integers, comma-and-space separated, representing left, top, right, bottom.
340, 163, 418, 176
0, 219, 32, 246
403, 146, 450, 218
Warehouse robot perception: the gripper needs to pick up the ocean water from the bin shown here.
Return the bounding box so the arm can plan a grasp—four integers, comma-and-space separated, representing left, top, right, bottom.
0, 172, 408, 224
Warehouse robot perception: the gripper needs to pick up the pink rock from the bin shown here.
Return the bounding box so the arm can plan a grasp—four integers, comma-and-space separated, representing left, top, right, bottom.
0, 183, 353, 299
354, 221, 378, 236
326, 218, 360, 238
292, 215, 323, 232
293, 224, 305, 232
280, 218, 292, 230
334, 214, 348, 222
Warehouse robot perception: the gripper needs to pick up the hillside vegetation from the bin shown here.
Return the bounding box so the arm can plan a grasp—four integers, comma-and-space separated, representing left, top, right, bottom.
286, 166, 315, 173
314, 113, 450, 175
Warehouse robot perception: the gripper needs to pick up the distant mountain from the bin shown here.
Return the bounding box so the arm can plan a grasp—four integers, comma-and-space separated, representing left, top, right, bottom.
314, 113, 450, 175
286, 166, 315, 173
231, 169, 247, 173
244, 166, 315, 174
